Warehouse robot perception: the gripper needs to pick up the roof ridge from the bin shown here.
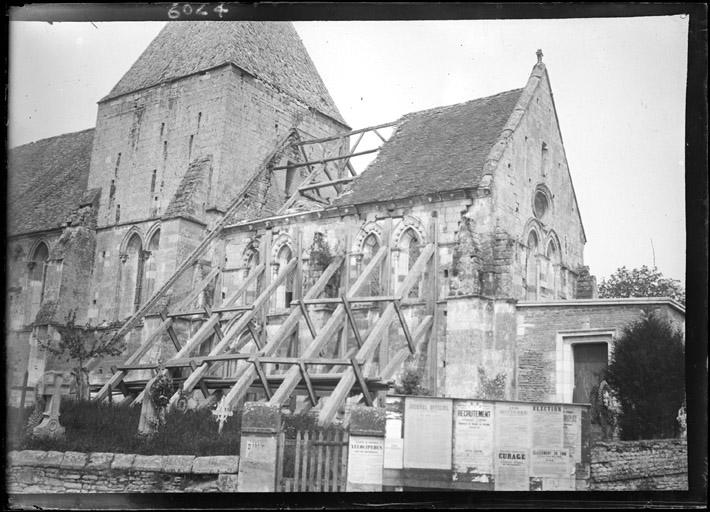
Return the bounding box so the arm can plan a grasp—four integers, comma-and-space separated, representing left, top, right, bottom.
9, 127, 95, 151
400, 87, 525, 121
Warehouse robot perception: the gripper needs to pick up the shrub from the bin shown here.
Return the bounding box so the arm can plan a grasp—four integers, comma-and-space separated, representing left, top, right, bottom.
394, 367, 430, 396
12, 399, 243, 456
604, 313, 685, 440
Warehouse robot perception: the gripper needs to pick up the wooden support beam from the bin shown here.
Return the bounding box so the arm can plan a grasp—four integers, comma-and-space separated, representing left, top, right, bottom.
189, 360, 210, 399
350, 357, 373, 407
90, 132, 301, 385
125, 264, 265, 405
380, 315, 433, 380
204, 305, 225, 341
341, 297, 363, 349
246, 321, 263, 350
219, 255, 344, 409
294, 122, 397, 146
267, 246, 388, 407
271, 148, 379, 171
392, 300, 415, 354
318, 244, 435, 426
251, 358, 272, 400
298, 295, 399, 305
299, 300, 317, 339
298, 177, 354, 193
169, 258, 297, 405
298, 361, 317, 406
160, 311, 183, 352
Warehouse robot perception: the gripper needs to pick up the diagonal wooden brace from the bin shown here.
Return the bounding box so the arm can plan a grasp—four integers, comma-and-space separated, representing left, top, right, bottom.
110, 366, 130, 397
350, 357, 373, 407
298, 361, 317, 406
203, 305, 225, 341
159, 311, 183, 352
341, 297, 363, 349
189, 360, 210, 399
392, 300, 415, 354
298, 300, 317, 339
250, 357, 272, 400
246, 321, 263, 350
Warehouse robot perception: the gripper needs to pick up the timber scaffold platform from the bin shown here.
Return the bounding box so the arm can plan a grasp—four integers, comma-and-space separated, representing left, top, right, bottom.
91, 123, 438, 426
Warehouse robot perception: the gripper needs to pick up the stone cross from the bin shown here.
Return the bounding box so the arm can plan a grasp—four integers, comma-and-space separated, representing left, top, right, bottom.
138, 377, 159, 436
212, 397, 233, 434
32, 372, 71, 439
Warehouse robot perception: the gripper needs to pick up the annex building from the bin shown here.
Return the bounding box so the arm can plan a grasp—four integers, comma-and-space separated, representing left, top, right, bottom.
7, 22, 684, 423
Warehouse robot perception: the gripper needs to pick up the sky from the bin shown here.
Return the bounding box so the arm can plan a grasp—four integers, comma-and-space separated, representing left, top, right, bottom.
7, 16, 688, 283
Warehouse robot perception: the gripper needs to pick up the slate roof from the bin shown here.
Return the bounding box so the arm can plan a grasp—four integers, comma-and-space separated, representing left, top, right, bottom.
7, 129, 95, 236
104, 21, 345, 124
334, 88, 523, 206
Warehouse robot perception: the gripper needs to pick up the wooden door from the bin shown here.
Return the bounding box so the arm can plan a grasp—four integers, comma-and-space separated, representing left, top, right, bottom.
573, 342, 608, 403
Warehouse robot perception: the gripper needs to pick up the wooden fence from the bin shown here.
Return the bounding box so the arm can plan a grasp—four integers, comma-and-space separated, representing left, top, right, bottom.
277, 429, 349, 491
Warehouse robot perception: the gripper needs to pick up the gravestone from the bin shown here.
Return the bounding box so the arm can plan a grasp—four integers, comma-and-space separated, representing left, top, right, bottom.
138, 377, 159, 436
32, 371, 72, 439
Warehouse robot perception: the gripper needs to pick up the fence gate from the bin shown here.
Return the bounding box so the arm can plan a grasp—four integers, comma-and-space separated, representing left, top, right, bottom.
278, 429, 349, 491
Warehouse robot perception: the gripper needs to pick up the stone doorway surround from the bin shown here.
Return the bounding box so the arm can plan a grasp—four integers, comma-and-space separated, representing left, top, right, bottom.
555, 329, 615, 403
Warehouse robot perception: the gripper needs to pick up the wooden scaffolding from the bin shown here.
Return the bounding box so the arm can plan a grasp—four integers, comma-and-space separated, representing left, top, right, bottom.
93, 122, 438, 426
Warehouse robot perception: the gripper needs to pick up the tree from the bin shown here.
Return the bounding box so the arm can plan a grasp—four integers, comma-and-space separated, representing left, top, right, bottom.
39, 311, 125, 400
598, 265, 685, 305
604, 313, 685, 440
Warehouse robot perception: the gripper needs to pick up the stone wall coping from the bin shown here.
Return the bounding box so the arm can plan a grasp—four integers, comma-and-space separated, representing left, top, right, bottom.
192, 455, 240, 474
8, 450, 239, 475
517, 297, 685, 314
592, 439, 687, 450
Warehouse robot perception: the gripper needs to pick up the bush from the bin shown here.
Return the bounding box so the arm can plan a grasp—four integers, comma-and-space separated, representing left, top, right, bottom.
604, 313, 685, 440
394, 367, 430, 396
9, 399, 243, 456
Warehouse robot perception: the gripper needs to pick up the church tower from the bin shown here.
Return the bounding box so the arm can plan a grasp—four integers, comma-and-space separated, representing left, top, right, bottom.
84, 22, 349, 325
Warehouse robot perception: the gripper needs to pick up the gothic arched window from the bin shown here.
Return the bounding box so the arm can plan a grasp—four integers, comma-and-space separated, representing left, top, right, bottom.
28, 242, 49, 320
525, 231, 539, 300
142, 229, 161, 301
118, 234, 143, 319
546, 240, 560, 298
275, 245, 293, 310
362, 233, 381, 295
399, 228, 422, 299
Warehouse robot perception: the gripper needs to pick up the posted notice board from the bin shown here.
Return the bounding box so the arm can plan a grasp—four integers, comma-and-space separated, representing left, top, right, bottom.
403, 397, 453, 469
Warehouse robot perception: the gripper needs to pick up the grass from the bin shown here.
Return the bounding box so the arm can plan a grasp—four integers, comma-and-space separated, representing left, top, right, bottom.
7, 399, 242, 456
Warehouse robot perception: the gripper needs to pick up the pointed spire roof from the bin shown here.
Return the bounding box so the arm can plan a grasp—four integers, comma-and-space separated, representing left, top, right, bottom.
102, 21, 345, 124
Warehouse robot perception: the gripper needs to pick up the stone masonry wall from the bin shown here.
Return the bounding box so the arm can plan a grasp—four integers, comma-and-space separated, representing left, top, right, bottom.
7, 450, 240, 493
590, 439, 688, 491
515, 302, 684, 403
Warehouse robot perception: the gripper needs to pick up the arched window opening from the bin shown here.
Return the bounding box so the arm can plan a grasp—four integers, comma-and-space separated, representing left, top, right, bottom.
361, 233, 381, 295
243, 248, 261, 305
275, 245, 293, 310
118, 234, 143, 319
546, 241, 560, 298
142, 229, 161, 301
525, 231, 539, 300
28, 242, 49, 320
399, 228, 422, 299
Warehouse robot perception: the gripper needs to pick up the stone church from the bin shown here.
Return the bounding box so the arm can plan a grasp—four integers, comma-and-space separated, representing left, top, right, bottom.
6, 22, 684, 419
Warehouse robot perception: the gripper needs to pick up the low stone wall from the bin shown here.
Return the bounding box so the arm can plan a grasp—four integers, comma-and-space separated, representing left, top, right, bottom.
7, 450, 240, 493
590, 439, 687, 491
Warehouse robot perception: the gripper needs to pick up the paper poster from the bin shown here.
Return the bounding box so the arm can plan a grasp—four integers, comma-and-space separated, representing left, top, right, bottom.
531, 404, 564, 448
531, 448, 572, 478
453, 400, 494, 474
403, 397, 453, 469
563, 407, 582, 463
384, 437, 403, 469
494, 403, 531, 449
494, 449, 530, 491
347, 436, 384, 486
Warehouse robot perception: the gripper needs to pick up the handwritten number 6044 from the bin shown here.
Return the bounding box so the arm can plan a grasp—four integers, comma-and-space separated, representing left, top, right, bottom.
168, 3, 228, 19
